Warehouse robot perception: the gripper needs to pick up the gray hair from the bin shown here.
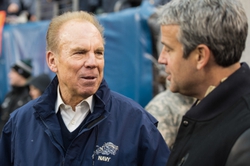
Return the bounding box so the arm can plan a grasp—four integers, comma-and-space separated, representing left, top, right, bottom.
158, 0, 248, 67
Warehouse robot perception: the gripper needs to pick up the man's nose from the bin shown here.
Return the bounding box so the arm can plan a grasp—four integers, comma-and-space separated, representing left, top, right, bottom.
85, 52, 97, 67
158, 49, 168, 65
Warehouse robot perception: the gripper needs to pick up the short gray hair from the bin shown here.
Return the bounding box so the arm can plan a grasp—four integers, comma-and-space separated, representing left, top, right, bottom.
158, 0, 248, 67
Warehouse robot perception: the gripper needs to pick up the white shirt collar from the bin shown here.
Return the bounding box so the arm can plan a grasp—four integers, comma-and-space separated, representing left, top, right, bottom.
55, 85, 94, 113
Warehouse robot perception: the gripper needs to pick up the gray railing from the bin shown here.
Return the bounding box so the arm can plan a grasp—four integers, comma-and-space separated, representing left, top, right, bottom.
35, 0, 79, 21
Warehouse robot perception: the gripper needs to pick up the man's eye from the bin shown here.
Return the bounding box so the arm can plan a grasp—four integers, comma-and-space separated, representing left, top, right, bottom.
96, 51, 103, 55
75, 51, 85, 54
163, 46, 171, 53
74, 51, 86, 55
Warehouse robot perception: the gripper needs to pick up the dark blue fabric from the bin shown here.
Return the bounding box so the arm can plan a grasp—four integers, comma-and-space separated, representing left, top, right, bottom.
56, 110, 85, 152
0, 1, 154, 107
0, 76, 170, 165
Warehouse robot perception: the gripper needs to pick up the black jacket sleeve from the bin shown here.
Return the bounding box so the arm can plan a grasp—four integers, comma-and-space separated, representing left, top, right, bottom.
225, 128, 250, 166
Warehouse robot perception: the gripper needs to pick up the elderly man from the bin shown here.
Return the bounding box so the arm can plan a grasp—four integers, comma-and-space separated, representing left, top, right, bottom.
0, 11, 169, 166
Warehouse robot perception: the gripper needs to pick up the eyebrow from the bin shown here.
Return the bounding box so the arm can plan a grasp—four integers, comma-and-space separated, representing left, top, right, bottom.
71, 47, 87, 52
95, 47, 104, 52
71, 47, 104, 52
161, 41, 173, 50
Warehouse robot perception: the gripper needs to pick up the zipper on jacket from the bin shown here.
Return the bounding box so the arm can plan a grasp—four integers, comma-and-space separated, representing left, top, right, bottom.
92, 125, 99, 166
61, 158, 65, 166
178, 153, 189, 166
87, 115, 105, 129
39, 116, 66, 155
75, 114, 105, 137
60, 114, 104, 165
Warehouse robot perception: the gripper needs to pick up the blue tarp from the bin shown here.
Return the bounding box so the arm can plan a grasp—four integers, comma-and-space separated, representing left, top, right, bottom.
0, 2, 155, 107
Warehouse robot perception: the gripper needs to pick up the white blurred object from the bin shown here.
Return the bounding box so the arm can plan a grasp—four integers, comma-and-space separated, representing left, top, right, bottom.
5, 11, 28, 24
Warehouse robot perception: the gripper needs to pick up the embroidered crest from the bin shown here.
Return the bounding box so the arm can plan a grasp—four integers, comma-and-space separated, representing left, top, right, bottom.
95, 142, 119, 155
92, 142, 119, 162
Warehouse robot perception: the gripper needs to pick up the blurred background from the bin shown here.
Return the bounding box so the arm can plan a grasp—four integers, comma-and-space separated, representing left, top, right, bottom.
0, 0, 249, 107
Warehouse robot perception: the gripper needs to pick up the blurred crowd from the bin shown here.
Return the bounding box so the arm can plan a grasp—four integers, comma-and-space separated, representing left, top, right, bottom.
0, 58, 51, 131
0, 0, 170, 24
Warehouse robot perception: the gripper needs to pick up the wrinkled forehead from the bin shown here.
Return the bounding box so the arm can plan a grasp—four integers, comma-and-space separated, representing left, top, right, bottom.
59, 20, 97, 36
58, 20, 104, 44
54, 21, 103, 54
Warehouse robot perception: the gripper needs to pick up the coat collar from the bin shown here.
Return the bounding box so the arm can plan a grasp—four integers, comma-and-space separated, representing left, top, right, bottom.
186, 62, 250, 121
33, 76, 111, 120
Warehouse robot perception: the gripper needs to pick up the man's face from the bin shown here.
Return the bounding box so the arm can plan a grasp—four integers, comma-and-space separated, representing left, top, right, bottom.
47, 20, 105, 101
158, 25, 198, 96
8, 69, 26, 86
29, 85, 41, 99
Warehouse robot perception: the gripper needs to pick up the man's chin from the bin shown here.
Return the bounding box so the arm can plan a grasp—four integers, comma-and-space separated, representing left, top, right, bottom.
169, 86, 178, 93
79, 88, 98, 98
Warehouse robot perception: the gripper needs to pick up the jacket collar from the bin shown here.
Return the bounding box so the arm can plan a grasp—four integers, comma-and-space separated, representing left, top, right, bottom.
33, 76, 111, 120
186, 62, 250, 121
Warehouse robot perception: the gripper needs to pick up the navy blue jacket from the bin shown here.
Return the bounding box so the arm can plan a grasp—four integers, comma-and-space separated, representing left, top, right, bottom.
0, 77, 169, 166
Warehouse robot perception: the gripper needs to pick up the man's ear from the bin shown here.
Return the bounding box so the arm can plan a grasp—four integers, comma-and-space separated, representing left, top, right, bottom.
196, 44, 210, 70
46, 51, 58, 73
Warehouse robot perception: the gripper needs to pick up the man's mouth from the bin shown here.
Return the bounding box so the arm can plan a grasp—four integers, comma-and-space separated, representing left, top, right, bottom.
83, 76, 96, 79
